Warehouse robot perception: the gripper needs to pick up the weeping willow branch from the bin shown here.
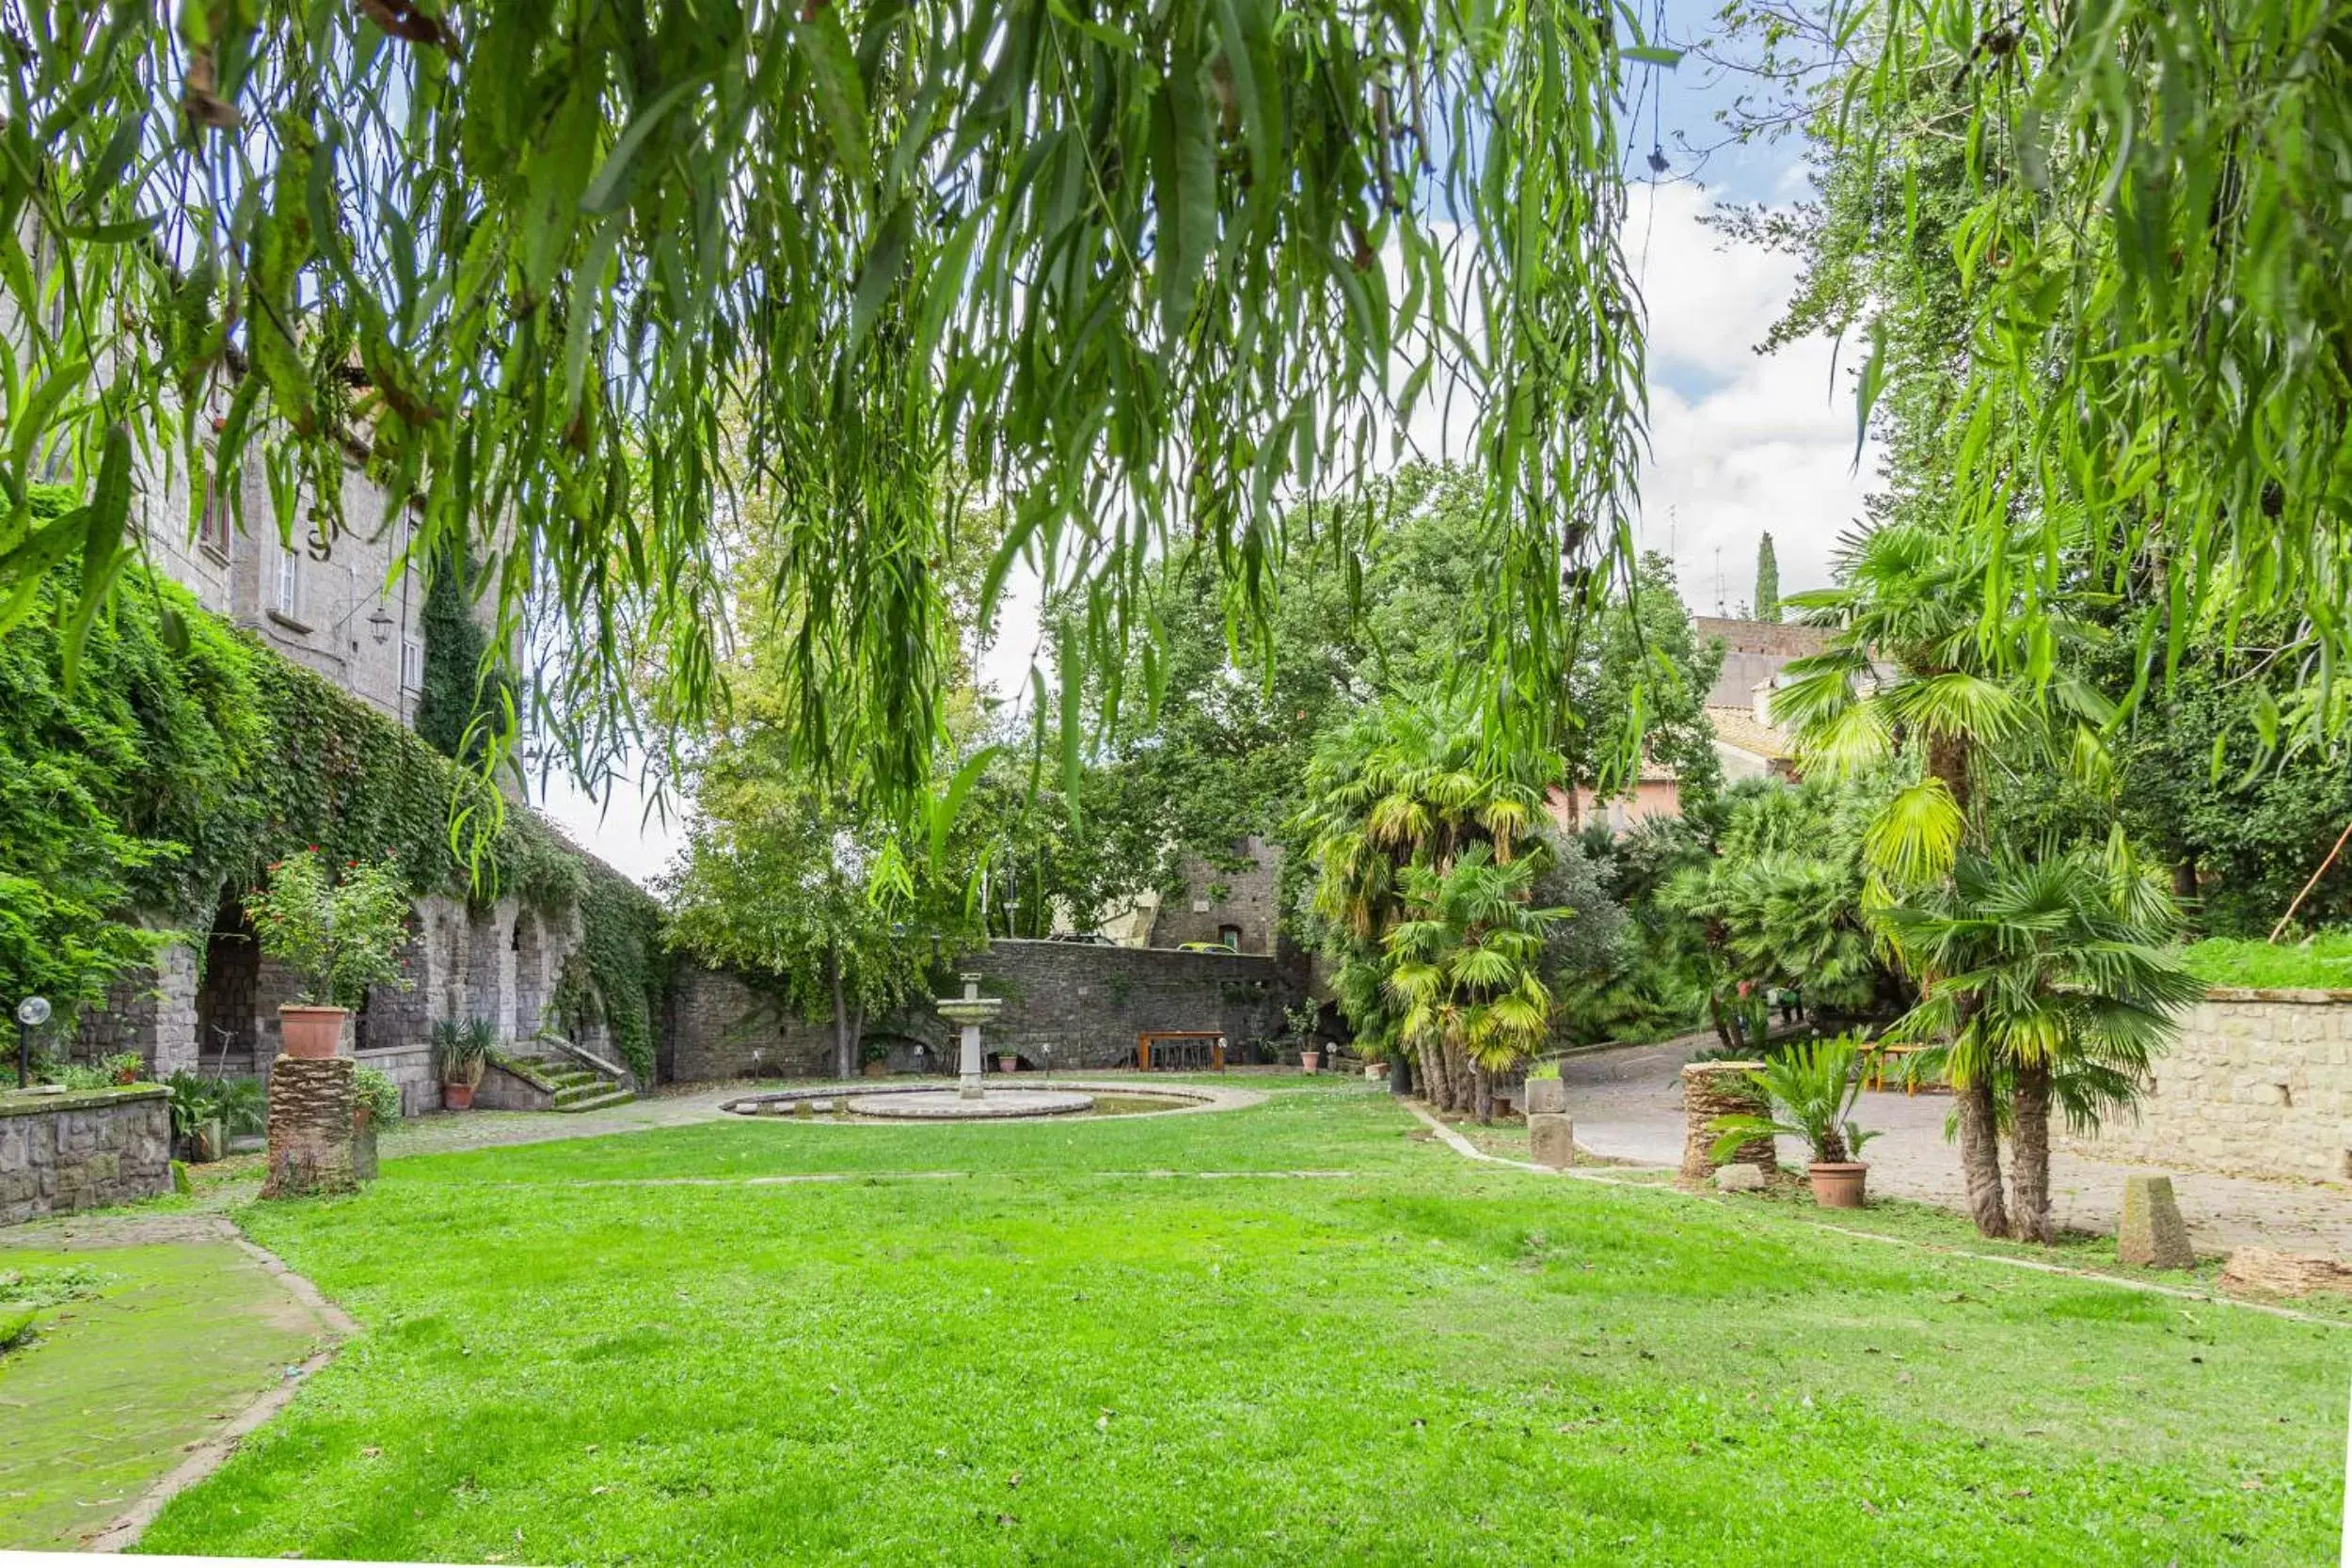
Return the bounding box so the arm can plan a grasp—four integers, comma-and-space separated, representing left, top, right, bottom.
0, 0, 1650, 828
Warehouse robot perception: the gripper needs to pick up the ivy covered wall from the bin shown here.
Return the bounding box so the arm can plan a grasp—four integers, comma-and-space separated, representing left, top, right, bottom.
0, 529, 667, 1077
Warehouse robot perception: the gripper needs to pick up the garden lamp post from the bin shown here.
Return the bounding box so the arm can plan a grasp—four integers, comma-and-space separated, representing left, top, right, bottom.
15, 995, 50, 1088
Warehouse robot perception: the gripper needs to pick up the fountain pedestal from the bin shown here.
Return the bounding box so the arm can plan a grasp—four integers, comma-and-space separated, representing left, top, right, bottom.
934, 974, 1004, 1101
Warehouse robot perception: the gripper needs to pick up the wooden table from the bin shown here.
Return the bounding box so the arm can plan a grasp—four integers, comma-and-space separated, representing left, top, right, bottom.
1136, 1032, 1226, 1071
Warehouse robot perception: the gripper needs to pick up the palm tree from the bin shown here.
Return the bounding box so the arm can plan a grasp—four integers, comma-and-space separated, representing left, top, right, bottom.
1295, 698, 1551, 1111
1875, 837, 2201, 1243
1384, 844, 1566, 1123
1775, 522, 2112, 1238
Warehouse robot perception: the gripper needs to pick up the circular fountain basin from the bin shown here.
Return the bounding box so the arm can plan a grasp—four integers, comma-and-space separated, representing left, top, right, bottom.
848, 1088, 1095, 1120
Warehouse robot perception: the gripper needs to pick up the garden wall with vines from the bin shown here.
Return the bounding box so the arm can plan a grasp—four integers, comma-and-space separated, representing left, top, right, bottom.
0, 500, 666, 1077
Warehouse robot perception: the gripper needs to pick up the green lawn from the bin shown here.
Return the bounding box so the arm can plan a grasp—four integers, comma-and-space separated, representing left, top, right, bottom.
138, 1084, 2341, 1564
2182, 931, 2352, 990
0, 1240, 334, 1549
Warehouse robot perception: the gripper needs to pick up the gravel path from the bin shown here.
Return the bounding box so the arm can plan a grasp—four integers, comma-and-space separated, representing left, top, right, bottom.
1561, 1036, 2352, 1260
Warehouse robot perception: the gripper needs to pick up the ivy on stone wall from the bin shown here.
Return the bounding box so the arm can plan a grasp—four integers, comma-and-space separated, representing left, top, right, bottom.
0, 547, 665, 1057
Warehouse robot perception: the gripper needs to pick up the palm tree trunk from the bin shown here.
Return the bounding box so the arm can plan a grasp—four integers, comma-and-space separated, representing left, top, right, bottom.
1441, 1037, 1473, 1113
1473, 1065, 1494, 1125
1417, 1038, 1450, 1107
2010, 1059, 2055, 1244
1954, 1073, 2009, 1239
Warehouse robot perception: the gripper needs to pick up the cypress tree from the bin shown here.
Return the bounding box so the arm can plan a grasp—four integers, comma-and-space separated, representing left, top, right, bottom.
1754, 533, 1781, 624
414, 547, 502, 762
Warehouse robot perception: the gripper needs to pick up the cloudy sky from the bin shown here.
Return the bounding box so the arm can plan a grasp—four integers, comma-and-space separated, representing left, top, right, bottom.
542, 22, 1880, 884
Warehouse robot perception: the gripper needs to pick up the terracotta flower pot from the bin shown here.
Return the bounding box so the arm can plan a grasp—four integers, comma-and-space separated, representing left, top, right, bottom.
279, 1004, 349, 1060
1300, 1051, 1321, 1074
997, 1054, 1019, 1073
441, 1082, 475, 1111
862, 1060, 888, 1078
1808, 1162, 1868, 1209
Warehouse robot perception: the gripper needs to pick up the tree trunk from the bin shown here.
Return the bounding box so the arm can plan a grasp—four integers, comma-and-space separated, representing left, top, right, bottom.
1416, 1038, 1450, 1107
1953, 1073, 2010, 1239
1441, 1037, 1473, 1114
1707, 992, 1737, 1051
2172, 856, 2198, 900
2010, 1058, 2054, 1244
1926, 728, 1972, 817
828, 945, 852, 1080
1473, 1065, 1494, 1125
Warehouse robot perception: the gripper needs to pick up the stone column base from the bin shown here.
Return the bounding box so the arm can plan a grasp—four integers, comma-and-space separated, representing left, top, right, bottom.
262, 1055, 359, 1199
1529, 1113, 1575, 1169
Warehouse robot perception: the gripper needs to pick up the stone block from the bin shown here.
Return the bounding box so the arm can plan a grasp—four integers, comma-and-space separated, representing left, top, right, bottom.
1712, 1163, 1770, 1193
2218, 1248, 2352, 1299
1522, 1077, 1567, 1117
1528, 1113, 1575, 1170
2116, 1174, 2194, 1269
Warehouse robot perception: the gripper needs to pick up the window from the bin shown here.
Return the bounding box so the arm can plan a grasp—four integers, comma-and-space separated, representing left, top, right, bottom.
401, 636, 424, 691
272, 540, 300, 619
1216, 925, 1243, 952
197, 467, 230, 559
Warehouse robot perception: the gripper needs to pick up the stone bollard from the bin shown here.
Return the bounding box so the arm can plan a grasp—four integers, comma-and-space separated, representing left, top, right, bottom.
1713, 1163, 1769, 1194
1529, 1114, 1576, 1169
262, 1056, 358, 1199
1523, 1078, 1574, 1169
2117, 1174, 2195, 1269
1678, 1061, 1773, 1190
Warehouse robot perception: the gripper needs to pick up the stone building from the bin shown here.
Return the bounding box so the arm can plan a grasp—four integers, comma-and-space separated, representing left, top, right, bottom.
1145, 837, 1284, 955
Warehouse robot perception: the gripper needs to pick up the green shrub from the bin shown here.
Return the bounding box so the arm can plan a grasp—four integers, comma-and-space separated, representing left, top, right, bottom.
0, 1307, 34, 1354
2180, 932, 2352, 990
354, 1064, 404, 1124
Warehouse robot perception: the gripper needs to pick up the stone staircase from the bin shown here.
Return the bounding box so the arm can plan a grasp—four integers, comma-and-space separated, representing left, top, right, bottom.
488, 1049, 637, 1115
540, 1060, 637, 1114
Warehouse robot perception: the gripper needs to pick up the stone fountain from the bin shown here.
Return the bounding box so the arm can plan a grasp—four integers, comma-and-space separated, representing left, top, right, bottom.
935, 973, 1005, 1101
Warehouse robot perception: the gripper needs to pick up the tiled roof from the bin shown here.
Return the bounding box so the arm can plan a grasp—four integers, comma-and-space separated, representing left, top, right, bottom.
1704, 705, 1795, 761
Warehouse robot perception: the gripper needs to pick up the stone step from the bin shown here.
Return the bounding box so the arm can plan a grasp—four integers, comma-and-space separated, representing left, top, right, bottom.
552, 1078, 622, 1107
556, 1087, 637, 1115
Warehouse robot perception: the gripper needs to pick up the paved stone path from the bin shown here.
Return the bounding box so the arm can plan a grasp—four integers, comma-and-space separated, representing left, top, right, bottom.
1561, 1036, 2352, 1260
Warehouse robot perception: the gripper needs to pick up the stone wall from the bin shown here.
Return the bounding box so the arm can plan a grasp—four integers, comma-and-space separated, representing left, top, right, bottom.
76, 942, 199, 1077
0, 1086, 173, 1227
1147, 838, 1283, 956
2061, 989, 2352, 1185
667, 939, 1302, 1081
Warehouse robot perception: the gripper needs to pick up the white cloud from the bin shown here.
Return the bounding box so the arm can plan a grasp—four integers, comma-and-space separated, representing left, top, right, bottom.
1626, 181, 1877, 610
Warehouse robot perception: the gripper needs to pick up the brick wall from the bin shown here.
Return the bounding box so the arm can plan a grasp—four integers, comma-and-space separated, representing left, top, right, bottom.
0, 1086, 173, 1227
666, 939, 1303, 1081
2060, 989, 2352, 1185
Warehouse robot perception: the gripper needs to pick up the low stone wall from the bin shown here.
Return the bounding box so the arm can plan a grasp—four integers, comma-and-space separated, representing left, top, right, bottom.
2061, 989, 2352, 1185
0, 1085, 173, 1227
666, 939, 1301, 1081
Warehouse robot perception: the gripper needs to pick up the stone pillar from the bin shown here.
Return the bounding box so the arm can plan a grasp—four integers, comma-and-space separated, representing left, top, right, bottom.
262, 1056, 360, 1198
1678, 1061, 1774, 1189
1525, 1077, 1574, 1170
2117, 1174, 2194, 1268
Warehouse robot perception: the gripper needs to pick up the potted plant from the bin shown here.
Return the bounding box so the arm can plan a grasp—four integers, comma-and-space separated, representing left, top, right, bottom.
431, 1016, 493, 1109
166, 1072, 224, 1164
862, 1039, 891, 1078
1708, 1035, 1881, 1208
245, 848, 413, 1059
996, 1051, 1020, 1073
